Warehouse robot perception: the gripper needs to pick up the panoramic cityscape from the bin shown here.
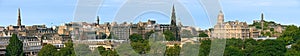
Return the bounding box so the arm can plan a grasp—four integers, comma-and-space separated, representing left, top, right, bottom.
1, 0, 300, 56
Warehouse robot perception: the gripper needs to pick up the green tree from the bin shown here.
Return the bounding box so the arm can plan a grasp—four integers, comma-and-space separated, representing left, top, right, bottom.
278, 36, 294, 45
165, 44, 181, 56
144, 30, 155, 39
265, 32, 271, 36
223, 38, 244, 56
270, 28, 274, 31
224, 46, 244, 56
5, 34, 24, 56
253, 40, 286, 56
163, 30, 175, 41
129, 33, 150, 54
97, 46, 107, 56
278, 25, 300, 45
198, 39, 211, 56
244, 39, 258, 56
107, 33, 113, 39
285, 40, 300, 56
198, 32, 208, 37
56, 40, 75, 56
97, 46, 119, 56
129, 33, 143, 42
38, 44, 57, 56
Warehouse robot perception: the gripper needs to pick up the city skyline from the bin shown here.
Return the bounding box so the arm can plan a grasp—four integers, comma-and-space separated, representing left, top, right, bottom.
0, 0, 300, 29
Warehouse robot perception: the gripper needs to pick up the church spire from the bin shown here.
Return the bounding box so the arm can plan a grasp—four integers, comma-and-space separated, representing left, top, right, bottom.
171, 4, 176, 26
17, 8, 22, 26
97, 16, 100, 25
261, 12, 264, 31
170, 4, 180, 41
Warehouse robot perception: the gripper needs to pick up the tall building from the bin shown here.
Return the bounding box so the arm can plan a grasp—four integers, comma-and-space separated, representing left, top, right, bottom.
17, 8, 22, 27
217, 10, 224, 24
261, 13, 264, 31
170, 5, 180, 41
212, 10, 250, 38
97, 16, 100, 25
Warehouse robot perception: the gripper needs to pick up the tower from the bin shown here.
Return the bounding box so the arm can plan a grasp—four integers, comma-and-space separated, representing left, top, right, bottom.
17, 8, 22, 27
97, 16, 100, 25
217, 10, 224, 24
261, 13, 264, 30
170, 5, 180, 41
171, 5, 176, 27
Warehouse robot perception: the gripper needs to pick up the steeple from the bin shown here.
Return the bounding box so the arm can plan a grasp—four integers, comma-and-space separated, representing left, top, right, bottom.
217, 10, 224, 24
170, 4, 180, 41
261, 13, 264, 30
171, 4, 176, 26
17, 8, 22, 26
97, 16, 100, 25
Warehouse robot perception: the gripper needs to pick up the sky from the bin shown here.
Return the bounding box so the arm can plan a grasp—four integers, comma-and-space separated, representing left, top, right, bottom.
0, 0, 299, 29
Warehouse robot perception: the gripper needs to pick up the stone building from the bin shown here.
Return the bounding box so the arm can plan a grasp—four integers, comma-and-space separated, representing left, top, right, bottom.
212, 10, 250, 38
110, 22, 131, 40
0, 36, 42, 56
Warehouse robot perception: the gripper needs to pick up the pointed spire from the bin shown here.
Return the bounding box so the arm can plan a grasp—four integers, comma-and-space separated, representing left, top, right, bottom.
219, 10, 224, 15
261, 12, 264, 21
172, 4, 175, 12
97, 16, 100, 25
17, 8, 21, 26
171, 4, 176, 23
261, 12, 264, 31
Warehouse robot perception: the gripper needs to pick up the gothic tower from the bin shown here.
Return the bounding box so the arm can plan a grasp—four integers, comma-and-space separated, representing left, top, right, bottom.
171, 5, 177, 27
261, 13, 264, 30
17, 8, 22, 27
217, 10, 224, 24
97, 16, 100, 25
170, 5, 180, 41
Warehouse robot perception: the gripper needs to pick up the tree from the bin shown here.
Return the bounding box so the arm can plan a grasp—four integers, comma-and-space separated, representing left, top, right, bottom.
265, 32, 271, 36
163, 30, 175, 41
97, 46, 119, 56
56, 40, 75, 56
5, 34, 24, 56
224, 46, 244, 56
279, 25, 300, 45
57, 47, 75, 56
165, 44, 181, 56
286, 40, 300, 56
223, 38, 244, 56
38, 44, 57, 56
199, 32, 209, 37
270, 28, 274, 31
129, 33, 150, 54
253, 40, 286, 56
107, 33, 113, 39
144, 30, 155, 39
244, 39, 258, 56
129, 33, 143, 42
98, 46, 107, 56
198, 39, 211, 56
